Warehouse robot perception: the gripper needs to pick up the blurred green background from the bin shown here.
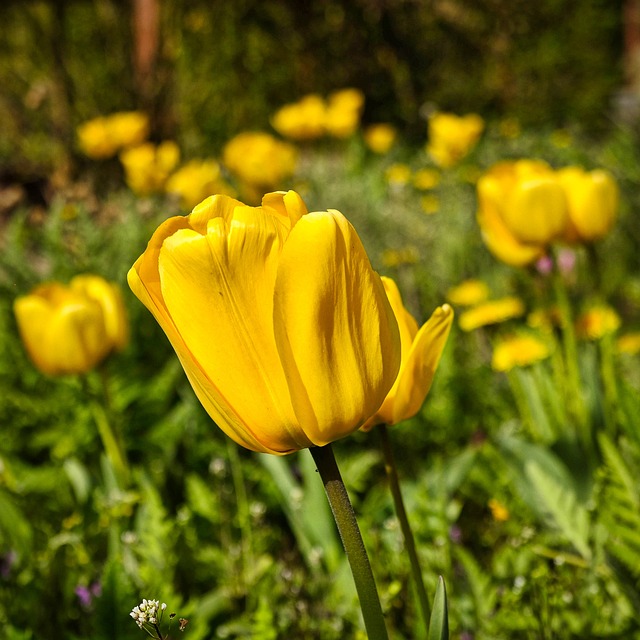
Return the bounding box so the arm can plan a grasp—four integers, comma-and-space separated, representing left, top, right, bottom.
0, 0, 626, 180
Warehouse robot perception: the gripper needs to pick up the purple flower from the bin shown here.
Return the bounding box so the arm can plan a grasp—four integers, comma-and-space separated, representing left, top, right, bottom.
75, 581, 102, 609
535, 255, 553, 275
75, 585, 92, 608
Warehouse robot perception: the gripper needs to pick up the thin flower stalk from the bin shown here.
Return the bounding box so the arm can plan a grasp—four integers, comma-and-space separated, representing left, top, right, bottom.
310, 444, 389, 640
379, 424, 431, 629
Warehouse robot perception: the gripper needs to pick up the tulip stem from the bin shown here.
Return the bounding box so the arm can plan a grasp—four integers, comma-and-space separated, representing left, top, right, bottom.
551, 261, 588, 442
379, 424, 431, 629
82, 371, 129, 487
310, 444, 389, 640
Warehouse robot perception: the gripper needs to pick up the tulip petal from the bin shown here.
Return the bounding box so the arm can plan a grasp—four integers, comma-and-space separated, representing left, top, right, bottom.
157, 202, 312, 453
390, 304, 453, 424
273, 210, 401, 445
477, 201, 544, 267
15, 291, 108, 375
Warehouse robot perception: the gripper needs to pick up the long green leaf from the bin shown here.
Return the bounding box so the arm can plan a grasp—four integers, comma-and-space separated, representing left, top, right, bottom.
428, 576, 449, 640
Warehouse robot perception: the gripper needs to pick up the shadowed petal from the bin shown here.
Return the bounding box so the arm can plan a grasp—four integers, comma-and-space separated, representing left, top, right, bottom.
273, 210, 401, 445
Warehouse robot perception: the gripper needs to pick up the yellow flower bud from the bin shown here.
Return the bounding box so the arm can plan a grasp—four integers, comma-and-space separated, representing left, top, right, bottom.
557, 167, 619, 243
128, 191, 401, 455
14, 275, 128, 376
361, 278, 453, 429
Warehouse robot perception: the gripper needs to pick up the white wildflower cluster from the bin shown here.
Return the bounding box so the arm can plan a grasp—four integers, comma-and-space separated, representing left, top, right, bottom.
130, 598, 167, 630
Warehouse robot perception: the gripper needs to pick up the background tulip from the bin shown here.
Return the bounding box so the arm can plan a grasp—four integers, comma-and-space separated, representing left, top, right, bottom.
557, 167, 619, 243
476, 160, 567, 266
128, 190, 401, 455
14, 275, 128, 376
427, 112, 484, 168
361, 277, 453, 429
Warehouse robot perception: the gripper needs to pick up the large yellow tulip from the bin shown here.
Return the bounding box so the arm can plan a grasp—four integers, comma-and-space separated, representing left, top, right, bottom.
361, 278, 453, 429
557, 167, 619, 243
128, 190, 401, 455
476, 160, 567, 267
14, 275, 128, 375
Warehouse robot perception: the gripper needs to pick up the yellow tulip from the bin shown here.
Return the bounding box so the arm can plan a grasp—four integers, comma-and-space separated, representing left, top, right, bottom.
128, 190, 401, 455
271, 94, 327, 141
165, 159, 236, 210
14, 275, 128, 376
361, 278, 453, 429
427, 112, 484, 168
223, 132, 298, 196
77, 111, 149, 159
557, 167, 619, 243
476, 160, 567, 266
325, 88, 365, 139
120, 141, 180, 196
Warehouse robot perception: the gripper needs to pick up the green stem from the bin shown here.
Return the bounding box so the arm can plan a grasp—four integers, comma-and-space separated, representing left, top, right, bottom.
81, 372, 129, 487
310, 444, 389, 640
551, 260, 588, 441
379, 424, 431, 629
226, 439, 254, 601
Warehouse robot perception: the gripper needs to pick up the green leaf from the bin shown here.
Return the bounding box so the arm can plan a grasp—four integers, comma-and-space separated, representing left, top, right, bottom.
428, 576, 449, 640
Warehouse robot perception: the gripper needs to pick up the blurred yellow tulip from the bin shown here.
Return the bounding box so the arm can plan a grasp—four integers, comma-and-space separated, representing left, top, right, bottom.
14, 275, 128, 376
120, 141, 180, 196
427, 112, 484, 168
223, 132, 297, 199
361, 278, 453, 429
77, 111, 149, 159
165, 159, 235, 210
557, 167, 619, 243
324, 88, 365, 138
476, 160, 567, 267
271, 94, 327, 141
128, 190, 401, 455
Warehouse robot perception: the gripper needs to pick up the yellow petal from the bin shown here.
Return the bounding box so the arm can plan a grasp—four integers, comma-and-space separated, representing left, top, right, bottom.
502, 178, 567, 244
273, 210, 401, 445
477, 189, 544, 267
156, 202, 312, 454
71, 275, 128, 351
14, 287, 108, 375
390, 304, 453, 424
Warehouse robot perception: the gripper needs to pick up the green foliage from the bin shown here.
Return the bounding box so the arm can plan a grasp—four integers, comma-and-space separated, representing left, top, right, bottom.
2, 92, 640, 640
0, 0, 624, 177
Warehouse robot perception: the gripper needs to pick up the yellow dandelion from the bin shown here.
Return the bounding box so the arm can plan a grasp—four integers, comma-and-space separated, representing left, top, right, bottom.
413, 168, 441, 191
491, 334, 550, 372
446, 279, 490, 307
364, 123, 397, 154
385, 163, 412, 187
488, 498, 510, 522
458, 297, 525, 332
617, 332, 640, 355
576, 306, 621, 340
